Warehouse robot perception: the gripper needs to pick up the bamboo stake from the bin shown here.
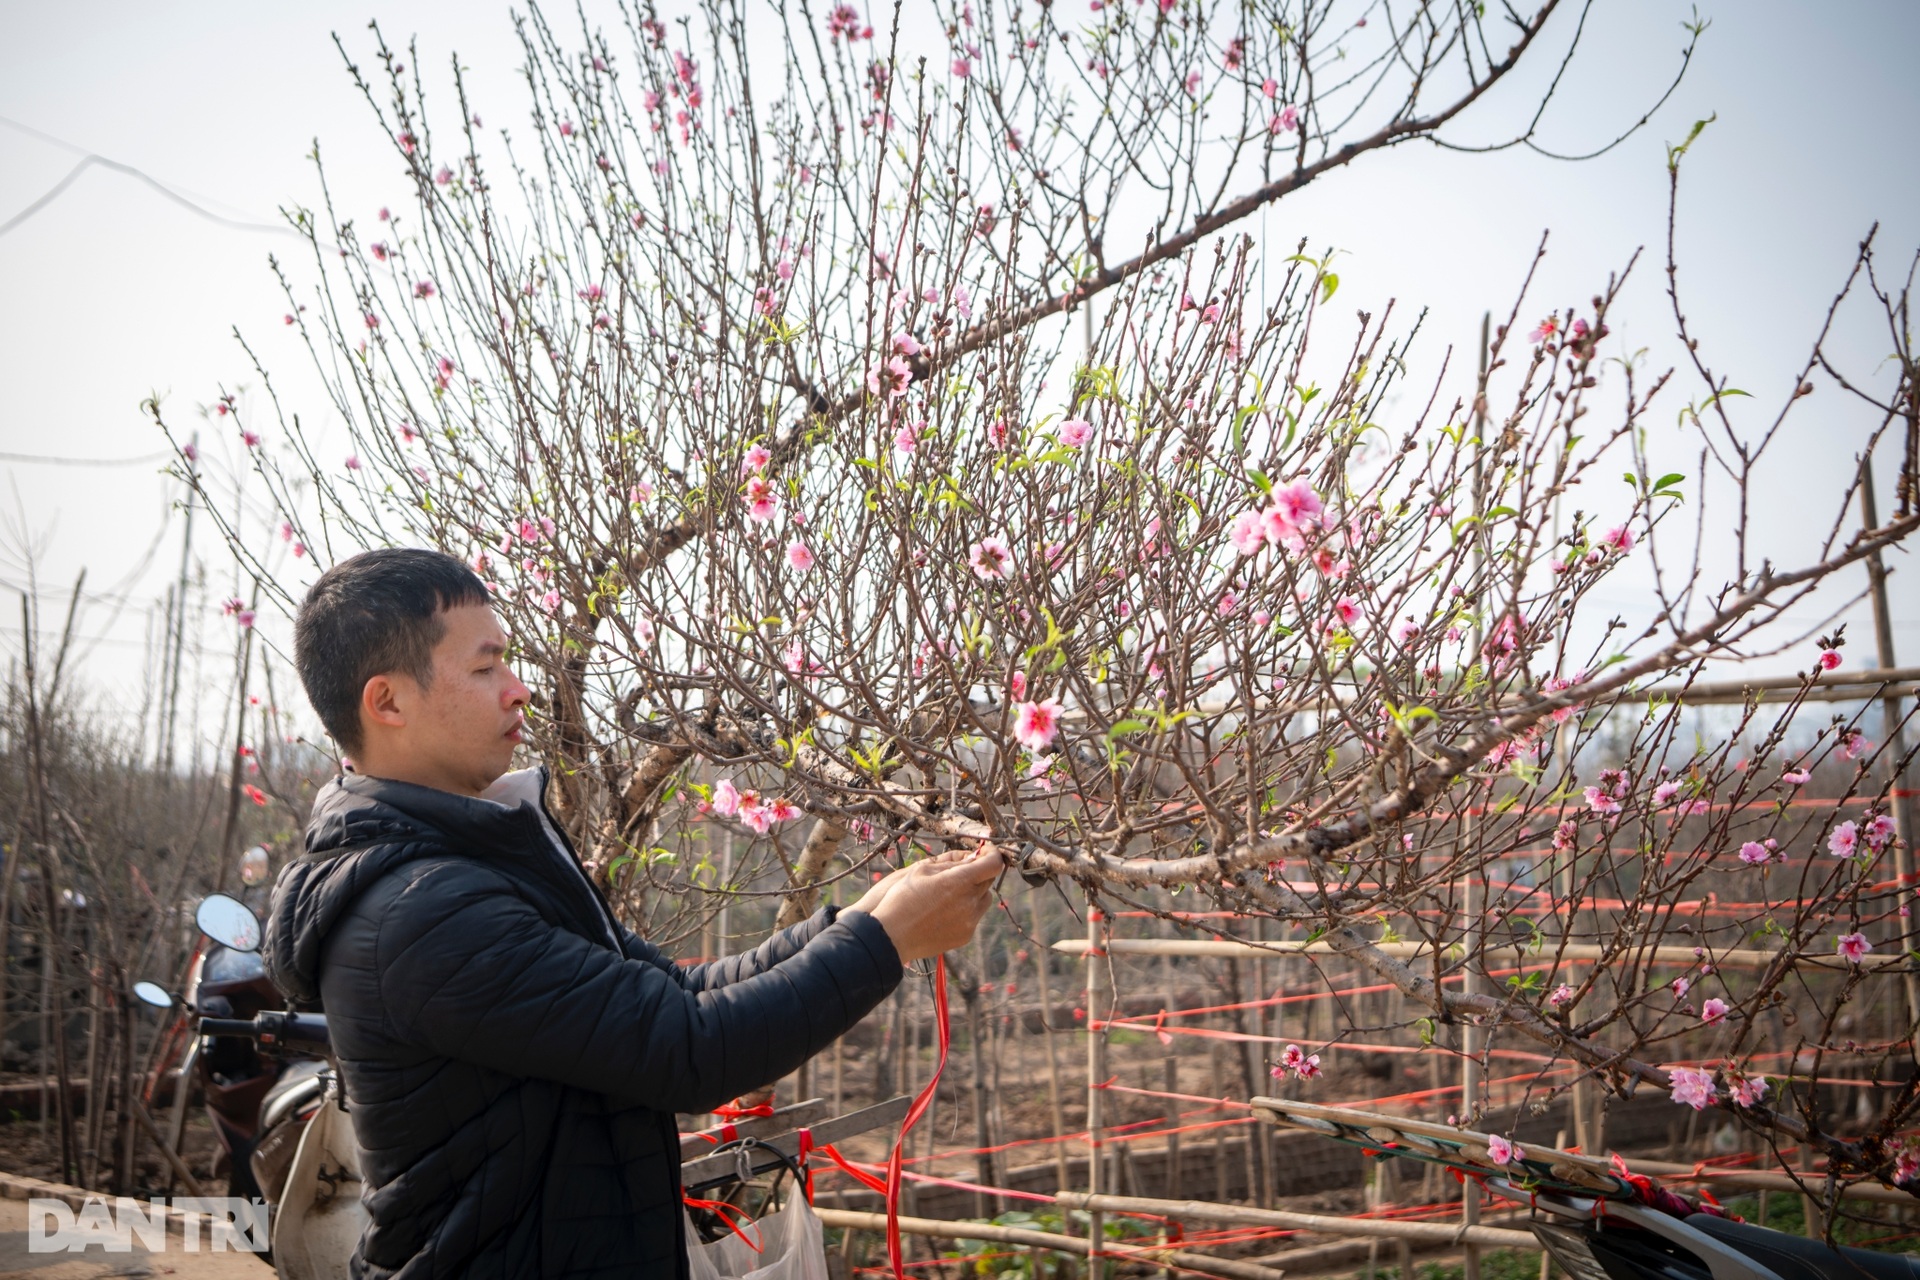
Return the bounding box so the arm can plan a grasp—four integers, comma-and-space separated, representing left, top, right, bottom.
1055, 1193, 1538, 1249
115, 984, 136, 1194
21, 591, 79, 1184
1624, 1157, 1917, 1206
1052, 939, 1912, 968
813, 1208, 1287, 1280
1086, 905, 1108, 1266
1029, 891, 1070, 1192
1858, 456, 1919, 1029
132, 1095, 206, 1198
211, 614, 255, 895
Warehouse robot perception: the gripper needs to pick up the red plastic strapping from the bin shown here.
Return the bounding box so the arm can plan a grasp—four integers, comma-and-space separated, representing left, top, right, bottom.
886, 956, 950, 1279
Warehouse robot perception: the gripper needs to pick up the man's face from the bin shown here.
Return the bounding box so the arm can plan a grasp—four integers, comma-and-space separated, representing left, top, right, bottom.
361, 603, 531, 796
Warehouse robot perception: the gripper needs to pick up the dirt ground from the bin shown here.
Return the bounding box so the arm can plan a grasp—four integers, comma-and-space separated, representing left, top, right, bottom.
0, 1197, 271, 1280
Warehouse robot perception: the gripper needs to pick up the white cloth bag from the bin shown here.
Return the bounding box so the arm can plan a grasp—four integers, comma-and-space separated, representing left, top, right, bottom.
684, 1192, 829, 1280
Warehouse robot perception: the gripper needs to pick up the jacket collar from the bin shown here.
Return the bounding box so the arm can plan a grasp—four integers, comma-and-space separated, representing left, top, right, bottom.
310, 765, 552, 859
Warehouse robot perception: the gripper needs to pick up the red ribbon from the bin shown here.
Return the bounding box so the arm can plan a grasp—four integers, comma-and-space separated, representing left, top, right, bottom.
713, 1098, 777, 1122
796, 1127, 816, 1204
818, 1141, 888, 1196
682, 1194, 764, 1253
887, 957, 950, 1279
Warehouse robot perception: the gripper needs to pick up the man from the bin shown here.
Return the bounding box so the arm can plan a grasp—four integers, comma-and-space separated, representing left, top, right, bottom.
261, 548, 1001, 1278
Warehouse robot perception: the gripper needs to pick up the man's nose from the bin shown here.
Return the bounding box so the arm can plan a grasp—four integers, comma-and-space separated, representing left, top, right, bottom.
504, 672, 531, 708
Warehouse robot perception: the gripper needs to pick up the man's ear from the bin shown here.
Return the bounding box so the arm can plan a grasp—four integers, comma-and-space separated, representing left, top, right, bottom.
360, 672, 411, 735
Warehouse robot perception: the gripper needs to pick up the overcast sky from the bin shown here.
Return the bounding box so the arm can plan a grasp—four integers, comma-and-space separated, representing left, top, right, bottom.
2, 1, 1916, 762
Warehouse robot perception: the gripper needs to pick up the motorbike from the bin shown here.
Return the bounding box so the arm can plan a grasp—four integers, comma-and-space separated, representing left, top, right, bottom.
1256, 1096, 1920, 1280
135, 893, 368, 1280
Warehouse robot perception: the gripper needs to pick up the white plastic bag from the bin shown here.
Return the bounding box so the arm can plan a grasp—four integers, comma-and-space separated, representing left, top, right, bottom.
684, 1191, 829, 1280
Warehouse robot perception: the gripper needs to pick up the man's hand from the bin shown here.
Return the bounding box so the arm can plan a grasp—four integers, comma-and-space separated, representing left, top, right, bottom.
850, 843, 1004, 964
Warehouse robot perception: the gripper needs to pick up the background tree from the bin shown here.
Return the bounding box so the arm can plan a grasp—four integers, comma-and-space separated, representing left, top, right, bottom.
153, 0, 1920, 1199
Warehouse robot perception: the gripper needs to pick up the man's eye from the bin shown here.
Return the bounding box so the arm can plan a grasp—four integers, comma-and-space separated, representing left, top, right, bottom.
476, 666, 494, 675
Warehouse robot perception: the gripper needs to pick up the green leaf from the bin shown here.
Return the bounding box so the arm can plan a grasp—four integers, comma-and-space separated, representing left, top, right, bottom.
1653, 472, 1686, 492
1106, 718, 1152, 739
1319, 272, 1339, 303
1665, 111, 1717, 172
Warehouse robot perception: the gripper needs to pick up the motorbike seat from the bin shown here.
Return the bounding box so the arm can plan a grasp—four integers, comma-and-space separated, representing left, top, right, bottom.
259, 1059, 329, 1134
1686, 1214, 1920, 1280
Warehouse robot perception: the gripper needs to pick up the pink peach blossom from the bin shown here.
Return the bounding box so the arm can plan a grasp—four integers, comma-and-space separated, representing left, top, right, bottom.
1229, 511, 1265, 556
786, 540, 815, 572
1058, 418, 1094, 448
969, 536, 1012, 580
1270, 478, 1323, 530
1667, 1065, 1716, 1110
1837, 931, 1871, 964
1013, 698, 1063, 751
867, 354, 912, 399
745, 476, 779, 523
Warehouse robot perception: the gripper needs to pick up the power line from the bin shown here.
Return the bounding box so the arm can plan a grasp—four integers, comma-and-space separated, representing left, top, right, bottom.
0, 449, 172, 467
0, 113, 302, 241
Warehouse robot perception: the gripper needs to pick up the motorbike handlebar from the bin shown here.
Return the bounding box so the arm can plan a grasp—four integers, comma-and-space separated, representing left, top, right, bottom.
198, 1010, 330, 1049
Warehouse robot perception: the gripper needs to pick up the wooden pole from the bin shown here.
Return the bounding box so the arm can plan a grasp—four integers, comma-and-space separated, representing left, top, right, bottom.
1461, 311, 1491, 1280
211, 614, 256, 896
1030, 892, 1070, 1192
1051, 939, 1910, 968
132, 1095, 206, 1197
1055, 1193, 1538, 1248
1087, 905, 1108, 1272
20, 591, 79, 1184
1164, 1055, 1181, 1200
1858, 456, 1919, 1029
115, 983, 136, 1193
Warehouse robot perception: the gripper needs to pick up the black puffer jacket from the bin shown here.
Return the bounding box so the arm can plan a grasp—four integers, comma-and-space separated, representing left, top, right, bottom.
261, 767, 902, 1280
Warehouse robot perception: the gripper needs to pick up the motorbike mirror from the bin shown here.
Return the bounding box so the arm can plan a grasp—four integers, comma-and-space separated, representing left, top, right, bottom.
239, 844, 270, 886
132, 981, 173, 1009
196, 894, 262, 953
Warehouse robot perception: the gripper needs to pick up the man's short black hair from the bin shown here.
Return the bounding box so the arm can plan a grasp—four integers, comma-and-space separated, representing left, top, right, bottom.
294, 548, 491, 754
